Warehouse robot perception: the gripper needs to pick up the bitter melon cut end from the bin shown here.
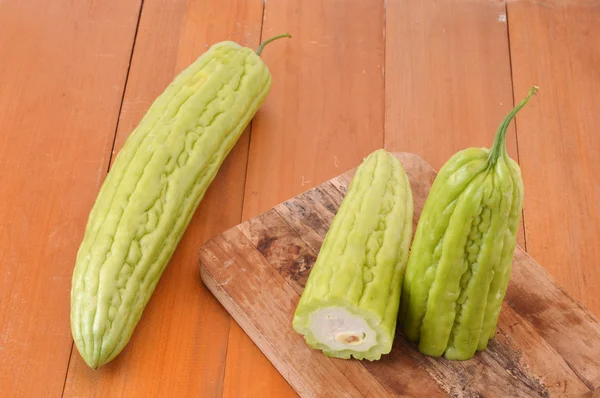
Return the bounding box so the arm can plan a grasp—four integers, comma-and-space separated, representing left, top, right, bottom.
293, 305, 391, 361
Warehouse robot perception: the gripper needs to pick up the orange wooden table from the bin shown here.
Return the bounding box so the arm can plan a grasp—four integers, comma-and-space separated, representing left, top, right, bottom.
1, 0, 598, 397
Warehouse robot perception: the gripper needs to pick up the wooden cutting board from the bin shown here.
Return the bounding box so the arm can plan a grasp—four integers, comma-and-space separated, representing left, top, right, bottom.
199, 152, 600, 397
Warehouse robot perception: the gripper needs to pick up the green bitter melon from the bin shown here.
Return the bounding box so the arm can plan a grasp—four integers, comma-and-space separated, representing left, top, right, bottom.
400, 87, 537, 360
70, 34, 290, 369
292, 149, 414, 360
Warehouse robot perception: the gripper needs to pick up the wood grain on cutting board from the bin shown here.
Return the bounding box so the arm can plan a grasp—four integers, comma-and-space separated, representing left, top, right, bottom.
200, 152, 600, 397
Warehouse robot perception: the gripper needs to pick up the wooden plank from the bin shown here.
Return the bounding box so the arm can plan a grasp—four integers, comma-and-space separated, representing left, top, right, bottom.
241, 0, 386, 220
506, 0, 600, 317
384, 0, 526, 250
0, 1, 142, 396
62, 0, 264, 397
223, 324, 294, 398
200, 152, 600, 397
384, 0, 517, 169
224, 0, 386, 396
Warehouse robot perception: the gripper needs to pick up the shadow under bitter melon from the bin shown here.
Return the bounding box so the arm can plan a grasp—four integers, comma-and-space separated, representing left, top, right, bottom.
400, 87, 538, 360
70, 34, 290, 369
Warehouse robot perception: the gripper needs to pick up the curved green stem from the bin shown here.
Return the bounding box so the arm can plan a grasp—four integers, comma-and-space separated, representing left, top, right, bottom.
256, 33, 292, 56
488, 85, 539, 167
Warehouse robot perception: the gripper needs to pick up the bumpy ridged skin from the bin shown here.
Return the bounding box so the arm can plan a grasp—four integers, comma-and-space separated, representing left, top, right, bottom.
292, 149, 413, 360
399, 88, 536, 360
70, 41, 272, 369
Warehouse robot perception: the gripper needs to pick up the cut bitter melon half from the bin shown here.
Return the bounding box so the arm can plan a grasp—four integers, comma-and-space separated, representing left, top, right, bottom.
292, 149, 414, 360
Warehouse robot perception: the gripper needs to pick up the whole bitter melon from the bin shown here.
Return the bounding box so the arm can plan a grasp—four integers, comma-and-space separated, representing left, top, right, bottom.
292, 149, 413, 360
70, 34, 290, 369
400, 87, 538, 360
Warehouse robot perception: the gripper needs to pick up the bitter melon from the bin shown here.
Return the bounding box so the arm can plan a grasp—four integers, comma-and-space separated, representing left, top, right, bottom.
70, 34, 290, 369
400, 87, 537, 360
292, 149, 413, 360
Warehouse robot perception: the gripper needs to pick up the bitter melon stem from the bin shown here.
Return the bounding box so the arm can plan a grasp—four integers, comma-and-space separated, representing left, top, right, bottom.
256, 33, 292, 56
488, 85, 539, 167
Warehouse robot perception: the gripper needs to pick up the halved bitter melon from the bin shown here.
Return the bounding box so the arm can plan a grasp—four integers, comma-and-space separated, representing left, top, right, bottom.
292, 149, 413, 360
